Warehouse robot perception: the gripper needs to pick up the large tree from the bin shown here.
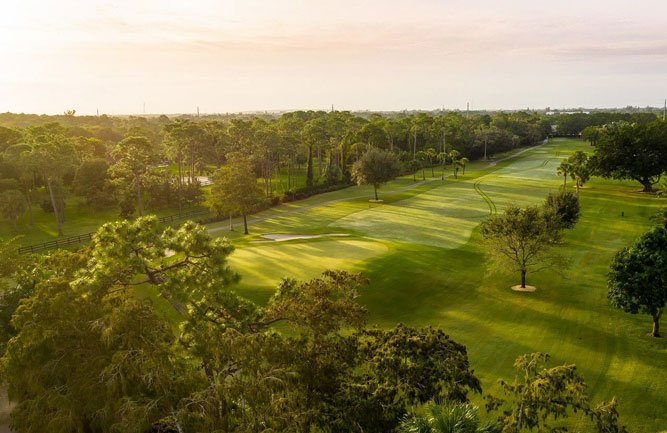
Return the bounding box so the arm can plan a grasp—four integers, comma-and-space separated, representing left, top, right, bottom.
209, 153, 264, 234
351, 148, 400, 201
592, 121, 667, 192
481, 204, 567, 289
109, 135, 158, 217
486, 353, 626, 433
608, 226, 667, 337
30, 135, 77, 236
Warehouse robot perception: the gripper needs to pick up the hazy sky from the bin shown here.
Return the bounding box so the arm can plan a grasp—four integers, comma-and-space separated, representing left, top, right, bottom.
1, 0, 666, 114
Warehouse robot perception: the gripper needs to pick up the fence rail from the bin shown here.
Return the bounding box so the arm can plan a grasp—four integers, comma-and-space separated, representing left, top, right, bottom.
17, 207, 215, 254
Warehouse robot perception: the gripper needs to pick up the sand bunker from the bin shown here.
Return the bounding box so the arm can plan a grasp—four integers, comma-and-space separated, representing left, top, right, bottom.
511, 285, 536, 292
251, 233, 350, 243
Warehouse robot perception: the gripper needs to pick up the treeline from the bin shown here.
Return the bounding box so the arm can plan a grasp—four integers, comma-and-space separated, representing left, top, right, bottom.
0, 110, 551, 233
553, 112, 658, 136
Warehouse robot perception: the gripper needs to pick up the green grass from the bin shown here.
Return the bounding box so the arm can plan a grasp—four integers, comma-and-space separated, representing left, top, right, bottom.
227, 238, 388, 303
0, 190, 208, 247
215, 139, 666, 432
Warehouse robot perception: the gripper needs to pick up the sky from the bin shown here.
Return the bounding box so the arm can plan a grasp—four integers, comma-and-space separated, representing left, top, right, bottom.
1, 0, 666, 115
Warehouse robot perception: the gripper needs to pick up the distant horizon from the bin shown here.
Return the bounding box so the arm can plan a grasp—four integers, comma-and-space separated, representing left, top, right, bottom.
2, 104, 666, 118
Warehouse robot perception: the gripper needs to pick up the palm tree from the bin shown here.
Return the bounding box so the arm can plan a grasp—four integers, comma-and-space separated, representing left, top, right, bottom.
556, 160, 571, 188
459, 157, 470, 175
448, 150, 460, 178
399, 401, 502, 433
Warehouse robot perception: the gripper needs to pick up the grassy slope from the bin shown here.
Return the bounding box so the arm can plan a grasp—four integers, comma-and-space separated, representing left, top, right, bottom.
218, 139, 666, 432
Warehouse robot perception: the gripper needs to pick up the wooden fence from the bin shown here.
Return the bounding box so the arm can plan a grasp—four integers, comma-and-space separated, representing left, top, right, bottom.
17, 207, 214, 254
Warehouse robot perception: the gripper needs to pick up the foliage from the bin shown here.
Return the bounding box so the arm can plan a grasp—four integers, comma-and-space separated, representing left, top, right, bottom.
0, 189, 27, 230
543, 190, 580, 230
480, 204, 567, 288
400, 401, 502, 433
566, 151, 591, 192
110, 135, 159, 216
486, 353, 626, 433
592, 120, 667, 192
209, 153, 265, 234
73, 158, 116, 209
608, 226, 667, 337
351, 148, 401, 200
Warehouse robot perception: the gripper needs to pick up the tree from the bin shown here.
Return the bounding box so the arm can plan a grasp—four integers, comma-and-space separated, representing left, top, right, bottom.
426, 147, 438, 177
651, 207, 667, 229
543, 190, 580, 229
567, 151, 591, 194
460, 157, 470, 175
351, 148, 400, 201
302, 118, 327, 187
449, 150, 461, 178
608, 226, 667, 337
110, 136, 158, 217
30, 134, 77, 236
337, 324, 482, 433
592, 121, 667, 192
3, 143, 37, 226
486, 353, 626, 433
5, 279, 185, 433
0, 189, 27, 230
73, 158, 115, 209
209, 153, 264, 234
416, 150, 428, 180
481, 204, 566, 289
400, 401, 502, 433
582, 126, 600, 146
556, 160, 572, 189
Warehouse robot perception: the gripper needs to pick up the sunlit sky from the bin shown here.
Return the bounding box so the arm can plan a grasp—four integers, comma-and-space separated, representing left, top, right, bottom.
1, 0, 666, 115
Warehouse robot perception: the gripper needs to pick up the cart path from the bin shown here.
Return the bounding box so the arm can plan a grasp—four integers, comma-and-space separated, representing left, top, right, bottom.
209, 139, 548, 234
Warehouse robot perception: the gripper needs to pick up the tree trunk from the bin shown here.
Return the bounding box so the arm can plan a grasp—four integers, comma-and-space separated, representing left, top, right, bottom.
374, 185, 378, 201
413, 131, 417, 159
431, 164, 434, 177
563, 174, 567, 188
137, 178, 144, 217
229, 214, 234, 231
306, 145, 314, 187
463, 165, 466, 175
25, 186, 34, 226
243, 214, 248, 235
652, 308, 662, 337
483, 138, 488, 161
521, 269, 527, 288
641, 180, 653, 193
318, 146, 322, 177
422, 167, 425, 180
47, 179, 63, 236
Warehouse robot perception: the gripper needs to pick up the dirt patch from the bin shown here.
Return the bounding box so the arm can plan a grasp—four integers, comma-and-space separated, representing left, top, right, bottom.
251, 233, 350, 243
511, 285, 537, 292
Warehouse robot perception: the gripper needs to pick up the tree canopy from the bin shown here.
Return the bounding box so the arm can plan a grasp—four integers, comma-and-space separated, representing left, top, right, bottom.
592, 120, 667, 192
351, 148, 401, 200
608, 226, 667, 337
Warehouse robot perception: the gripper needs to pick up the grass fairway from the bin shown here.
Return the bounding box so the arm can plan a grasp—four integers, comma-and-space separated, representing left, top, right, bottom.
221, 138, 666, 432
227, 238, 388, 303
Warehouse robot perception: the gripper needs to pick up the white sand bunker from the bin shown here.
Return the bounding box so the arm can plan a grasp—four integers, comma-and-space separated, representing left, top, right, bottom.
252, 233, 350, 243
511, 285, 537, 292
